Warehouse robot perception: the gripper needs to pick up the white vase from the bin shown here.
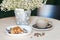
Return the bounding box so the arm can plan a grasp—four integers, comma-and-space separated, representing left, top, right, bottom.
14, 8, 31, 25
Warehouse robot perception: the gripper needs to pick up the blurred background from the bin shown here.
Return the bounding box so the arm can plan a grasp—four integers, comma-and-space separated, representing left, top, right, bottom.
0, 0, 60, 20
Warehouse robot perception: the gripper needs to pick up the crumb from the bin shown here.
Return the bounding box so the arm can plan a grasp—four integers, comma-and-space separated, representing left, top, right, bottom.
34, 33, 45, 37
34, 33, 41, 37
42, 33, 45, 35
30, 36, 33, 38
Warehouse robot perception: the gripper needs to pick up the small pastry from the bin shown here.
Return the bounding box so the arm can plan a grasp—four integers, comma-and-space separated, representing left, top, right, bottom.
10, 26, 23, 34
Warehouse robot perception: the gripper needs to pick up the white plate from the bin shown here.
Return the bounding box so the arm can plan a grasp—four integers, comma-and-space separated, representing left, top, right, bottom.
6, 25, 32, 38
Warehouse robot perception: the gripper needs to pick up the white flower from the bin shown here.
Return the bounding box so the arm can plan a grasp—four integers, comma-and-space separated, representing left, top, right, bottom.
0, 0, 47, 11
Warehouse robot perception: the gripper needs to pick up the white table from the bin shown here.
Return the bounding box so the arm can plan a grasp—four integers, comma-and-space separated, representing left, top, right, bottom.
0, 16, 60, 40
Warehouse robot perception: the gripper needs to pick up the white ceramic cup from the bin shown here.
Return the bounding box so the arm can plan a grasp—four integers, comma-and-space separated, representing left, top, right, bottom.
36, 19, 49, 28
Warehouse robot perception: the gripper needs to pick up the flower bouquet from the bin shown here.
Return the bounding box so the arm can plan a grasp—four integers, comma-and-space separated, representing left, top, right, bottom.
0, 0, 47, 25
0, 0, 47, 11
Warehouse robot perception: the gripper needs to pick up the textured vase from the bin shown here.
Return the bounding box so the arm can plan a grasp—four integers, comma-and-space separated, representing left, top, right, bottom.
14, 8, 31, 25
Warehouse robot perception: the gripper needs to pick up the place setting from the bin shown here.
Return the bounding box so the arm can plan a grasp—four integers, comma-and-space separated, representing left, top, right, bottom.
6, 25, 32, 38
32, 18, 53, 31
5, 17, 54, 38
